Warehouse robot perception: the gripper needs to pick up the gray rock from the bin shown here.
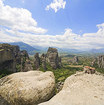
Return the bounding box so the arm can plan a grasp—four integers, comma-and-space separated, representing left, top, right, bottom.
22, 59, 33, 72
0, 71, 55, 105
97, 55, 104, 68
41, 54, 47, 70
34, 53, 40, 70
47, 47, 61, 69
0, 95, 10, 105
0, 44, 20, 72
0, 44, 30, 72
39, 72, 104, 105
73, 56, 78, 64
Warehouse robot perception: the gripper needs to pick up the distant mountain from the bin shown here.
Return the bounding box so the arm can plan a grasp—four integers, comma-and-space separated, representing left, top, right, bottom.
9, 42, 40, 55
89, 48, 104, 53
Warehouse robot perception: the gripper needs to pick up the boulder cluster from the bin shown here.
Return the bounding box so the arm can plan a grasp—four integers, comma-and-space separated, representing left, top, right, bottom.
0, 44, 33, 72
33, 47, 62, 70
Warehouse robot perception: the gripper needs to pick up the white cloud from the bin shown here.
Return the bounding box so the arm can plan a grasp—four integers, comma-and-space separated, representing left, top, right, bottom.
1, 23, 104, 50
0, 0, 47, 34
22, 0, 25, 3
46, 0, 66, 13
0, 0, 104, 50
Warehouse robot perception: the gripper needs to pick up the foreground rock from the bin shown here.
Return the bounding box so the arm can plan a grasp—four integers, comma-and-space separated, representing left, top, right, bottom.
39, 72, 104, 105
0, 71, 55, 105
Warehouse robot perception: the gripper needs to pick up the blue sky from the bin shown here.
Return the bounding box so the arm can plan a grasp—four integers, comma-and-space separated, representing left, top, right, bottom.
4, 0, 104, 35
0, 0, 104, 50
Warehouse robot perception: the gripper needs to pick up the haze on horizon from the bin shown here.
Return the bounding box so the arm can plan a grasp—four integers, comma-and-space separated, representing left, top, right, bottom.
0, 0, 104, 50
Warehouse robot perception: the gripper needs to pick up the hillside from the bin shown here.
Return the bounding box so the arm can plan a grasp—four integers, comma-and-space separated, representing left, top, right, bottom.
9, 42, 40, 55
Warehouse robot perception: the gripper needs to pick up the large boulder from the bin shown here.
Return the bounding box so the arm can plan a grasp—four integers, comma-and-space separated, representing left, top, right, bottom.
39, 72, 104, 105
47, 47, 61, 69
0, 71, 55, 105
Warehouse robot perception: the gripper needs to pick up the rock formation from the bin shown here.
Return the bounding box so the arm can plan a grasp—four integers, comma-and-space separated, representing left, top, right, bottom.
0, 44, 20, 72
91, 58, 97, 66
97, 55, 104, 68
34, 53, 40, 70
92, 55, 104, 68
73, 56, 79, 64
0, 71, 55, 105
41, 54, 47, 70
22, 59, 33, 72
46, 47, 61, 69
0, 44, 30, 72
39, 72, 104, 105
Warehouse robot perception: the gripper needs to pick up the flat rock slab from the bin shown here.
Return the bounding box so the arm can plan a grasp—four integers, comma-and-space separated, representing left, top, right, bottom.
0, 71, 55, 105
39, 72, 104, 105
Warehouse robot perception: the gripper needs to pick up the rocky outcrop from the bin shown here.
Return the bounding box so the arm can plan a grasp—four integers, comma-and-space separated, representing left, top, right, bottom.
41, 54, 47, 70
0, 44, 30, 72
46, 47, 61, 69
91, 58, 97, 66
0, 71, 55, 105
0, 44, 20, 72
73, 56, 78, 64
92, 55, 104, 68
34, 53, 40, 70
39, 72, 104, 105
22, 59, 33, 72
97, 55, 104, 68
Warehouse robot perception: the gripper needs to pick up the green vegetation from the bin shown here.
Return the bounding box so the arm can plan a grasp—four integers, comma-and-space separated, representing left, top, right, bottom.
40, 63, 83, 83
0, 53, 104, 82
0, 69, 13, 78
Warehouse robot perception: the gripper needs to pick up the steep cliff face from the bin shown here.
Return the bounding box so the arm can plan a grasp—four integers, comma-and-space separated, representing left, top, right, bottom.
0, 44, 19, 63
0, 44, 20, 72
92, 55, 104, 68
97, 55, 104, 68
0, 44, 30, 72
46, 47, 61, 69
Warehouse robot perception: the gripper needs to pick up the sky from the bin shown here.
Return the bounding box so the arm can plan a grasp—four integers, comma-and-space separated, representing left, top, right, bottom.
0, 0, 104, 50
